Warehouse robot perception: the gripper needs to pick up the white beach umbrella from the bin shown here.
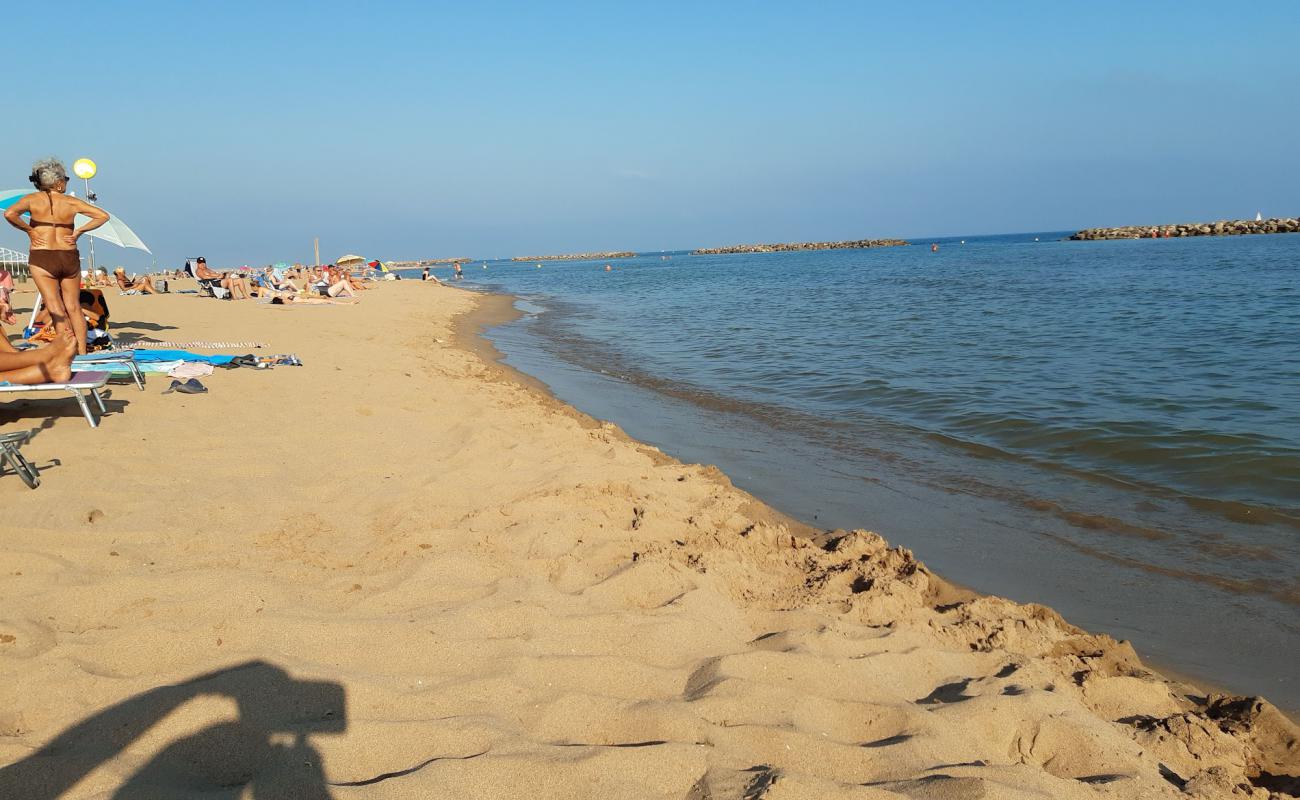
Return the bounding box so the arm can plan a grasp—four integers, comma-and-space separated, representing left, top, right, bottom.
75, 210, 151, 253
336, 254, 366, 267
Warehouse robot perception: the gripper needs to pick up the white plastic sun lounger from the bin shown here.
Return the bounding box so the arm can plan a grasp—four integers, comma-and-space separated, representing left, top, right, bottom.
0, 371, 111, 428
73, 350, 146, 391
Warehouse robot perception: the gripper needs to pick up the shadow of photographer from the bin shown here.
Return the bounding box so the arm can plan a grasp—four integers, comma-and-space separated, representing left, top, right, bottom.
0, 660, 345, 799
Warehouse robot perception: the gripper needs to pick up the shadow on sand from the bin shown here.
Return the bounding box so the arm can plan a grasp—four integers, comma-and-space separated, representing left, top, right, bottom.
0, 660, 345, 799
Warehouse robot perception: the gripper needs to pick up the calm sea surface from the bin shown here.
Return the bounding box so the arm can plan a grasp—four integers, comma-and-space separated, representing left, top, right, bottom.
416, 232, 1300, 710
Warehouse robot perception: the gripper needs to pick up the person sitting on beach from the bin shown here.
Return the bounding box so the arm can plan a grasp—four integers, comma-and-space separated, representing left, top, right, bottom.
30, 288, 111, 349
262, 267, 300, 295
324, 268, 357, 299
338, 268, 368, 292
194, 258, 250, 300
113, 268, 159, 294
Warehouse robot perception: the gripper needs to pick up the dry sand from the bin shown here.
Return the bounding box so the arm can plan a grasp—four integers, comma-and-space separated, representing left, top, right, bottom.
0, 281, 1295, 799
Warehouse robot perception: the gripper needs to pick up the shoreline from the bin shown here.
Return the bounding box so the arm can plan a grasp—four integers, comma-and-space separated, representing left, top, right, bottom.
463, 286, 1273, 707
1, 281, 1295, 797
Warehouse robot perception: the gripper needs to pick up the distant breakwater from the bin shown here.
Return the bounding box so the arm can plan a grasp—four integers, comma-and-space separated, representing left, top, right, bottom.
390, 257, 470, 268
511, 251, 637, 262
692, 238, 909, 255
1070, 217, 1299, 241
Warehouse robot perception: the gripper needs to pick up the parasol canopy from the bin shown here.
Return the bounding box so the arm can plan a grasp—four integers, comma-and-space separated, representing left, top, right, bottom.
1, 188, 151, 253
336, 254, 366, 267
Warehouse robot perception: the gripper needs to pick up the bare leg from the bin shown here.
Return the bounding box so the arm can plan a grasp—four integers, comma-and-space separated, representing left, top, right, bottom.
0, 329, 74, 383
60, 276, 89, 355
139, 276, 158, 294
30, 268, 80, 350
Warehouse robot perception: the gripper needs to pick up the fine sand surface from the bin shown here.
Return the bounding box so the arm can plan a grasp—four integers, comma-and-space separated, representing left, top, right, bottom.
1, 281, 1296, 799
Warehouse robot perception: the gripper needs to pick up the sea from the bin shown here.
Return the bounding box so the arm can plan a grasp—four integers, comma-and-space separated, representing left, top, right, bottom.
405, 231, 1300, 712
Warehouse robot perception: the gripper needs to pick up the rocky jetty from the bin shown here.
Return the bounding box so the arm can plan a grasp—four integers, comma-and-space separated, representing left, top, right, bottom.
1070, 217, 1299, 240
386, 257, 471, 269
692, 238, 909, 255
511, 251, 636, 262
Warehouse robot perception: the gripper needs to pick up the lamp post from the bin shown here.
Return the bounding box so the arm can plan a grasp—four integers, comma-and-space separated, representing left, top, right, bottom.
72, 158, 98, 274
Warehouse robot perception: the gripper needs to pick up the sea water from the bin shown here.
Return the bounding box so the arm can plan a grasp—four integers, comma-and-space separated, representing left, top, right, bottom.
425, 232, 1300, 711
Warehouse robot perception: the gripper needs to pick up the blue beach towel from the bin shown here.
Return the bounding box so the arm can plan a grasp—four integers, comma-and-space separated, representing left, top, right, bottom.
129, 349, 236, 365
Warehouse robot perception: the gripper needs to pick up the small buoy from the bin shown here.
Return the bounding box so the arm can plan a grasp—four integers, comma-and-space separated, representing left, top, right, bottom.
604, 265, 612, 272
960, 240, 965, 244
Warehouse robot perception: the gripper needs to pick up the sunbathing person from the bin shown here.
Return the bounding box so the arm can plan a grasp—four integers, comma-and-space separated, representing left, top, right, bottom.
269, 294, 355, 305
325, 269, 357, 299
344, 270, 368, 291
263, 267, 300, 294
194, 258, 251, 300
0, 322, 75, 383
113, 268, 159, 294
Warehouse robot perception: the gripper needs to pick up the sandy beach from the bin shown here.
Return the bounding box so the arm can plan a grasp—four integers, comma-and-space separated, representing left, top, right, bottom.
0, 280, 1295, 799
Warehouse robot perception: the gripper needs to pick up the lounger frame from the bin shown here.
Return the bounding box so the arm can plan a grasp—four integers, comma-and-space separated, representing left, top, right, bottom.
0, 430, 39, 488
73, 351, 146, 391
0, 371, 111, 428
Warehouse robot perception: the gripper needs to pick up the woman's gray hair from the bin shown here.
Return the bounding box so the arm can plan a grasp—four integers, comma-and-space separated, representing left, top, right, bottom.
30, 158, 69, 190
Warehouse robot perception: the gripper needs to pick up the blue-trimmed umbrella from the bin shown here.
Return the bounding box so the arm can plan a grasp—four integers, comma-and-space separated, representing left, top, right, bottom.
1, 188, 151, 253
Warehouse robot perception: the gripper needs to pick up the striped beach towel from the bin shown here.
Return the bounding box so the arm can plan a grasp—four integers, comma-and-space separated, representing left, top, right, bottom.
123, 340, 267, 350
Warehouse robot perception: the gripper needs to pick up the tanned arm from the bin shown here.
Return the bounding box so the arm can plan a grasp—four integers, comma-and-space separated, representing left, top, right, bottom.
71, 196, 110, 240
2, 196, 32, 234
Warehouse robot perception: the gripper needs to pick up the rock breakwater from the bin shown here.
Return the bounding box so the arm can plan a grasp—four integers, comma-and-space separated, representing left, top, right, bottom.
511, 251, 636, 262
693, 238, 909, 255
1070, 217, 1299, 240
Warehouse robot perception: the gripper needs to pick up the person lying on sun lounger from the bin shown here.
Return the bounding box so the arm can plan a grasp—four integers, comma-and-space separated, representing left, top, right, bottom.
113, 268, 159, 294
0, 319, 75, 383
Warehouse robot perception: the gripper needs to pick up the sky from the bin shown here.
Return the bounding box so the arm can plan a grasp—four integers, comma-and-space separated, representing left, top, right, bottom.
3, 1, 1297, 268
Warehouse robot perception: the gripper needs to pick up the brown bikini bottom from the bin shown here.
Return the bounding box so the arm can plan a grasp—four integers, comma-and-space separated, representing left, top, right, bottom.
28, 249, 81, 280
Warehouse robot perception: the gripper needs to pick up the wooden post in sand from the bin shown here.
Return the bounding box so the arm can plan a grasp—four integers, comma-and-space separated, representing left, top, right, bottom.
314, 237, 320, 267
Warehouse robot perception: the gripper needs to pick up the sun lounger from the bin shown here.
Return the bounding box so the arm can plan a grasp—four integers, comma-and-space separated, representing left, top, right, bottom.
0, 371, 111, 428
73, 350, 146, 391
196, 277, 230, 299
0, 430, 40, 488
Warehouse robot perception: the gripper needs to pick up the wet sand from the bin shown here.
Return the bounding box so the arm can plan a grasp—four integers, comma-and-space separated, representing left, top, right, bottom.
0, 281, 1295, 798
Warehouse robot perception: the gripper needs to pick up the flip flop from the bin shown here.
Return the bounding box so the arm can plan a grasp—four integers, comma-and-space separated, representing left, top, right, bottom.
162, 378, 208, 395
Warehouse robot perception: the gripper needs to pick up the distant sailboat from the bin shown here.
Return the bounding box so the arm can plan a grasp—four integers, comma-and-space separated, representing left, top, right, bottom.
1256, 211, 1263, 221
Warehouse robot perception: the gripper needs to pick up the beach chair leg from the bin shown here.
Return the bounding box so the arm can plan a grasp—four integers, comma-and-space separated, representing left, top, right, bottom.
90, 388, 108, 414
69, 389, 99, 428
128, 362, 146, 390
2, 444, 40, 489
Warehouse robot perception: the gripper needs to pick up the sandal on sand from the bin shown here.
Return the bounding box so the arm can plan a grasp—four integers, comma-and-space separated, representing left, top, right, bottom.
162, 378, 208, 395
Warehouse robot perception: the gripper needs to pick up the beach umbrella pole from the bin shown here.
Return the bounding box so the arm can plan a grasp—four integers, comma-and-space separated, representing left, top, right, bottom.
82, 177, 97, 273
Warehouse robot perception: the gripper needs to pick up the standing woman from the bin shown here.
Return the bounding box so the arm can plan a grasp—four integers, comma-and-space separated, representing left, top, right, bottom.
3, 159, 109, 354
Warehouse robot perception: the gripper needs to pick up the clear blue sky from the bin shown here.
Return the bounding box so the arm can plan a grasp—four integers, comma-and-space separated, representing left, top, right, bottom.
4, 1, 1297, 267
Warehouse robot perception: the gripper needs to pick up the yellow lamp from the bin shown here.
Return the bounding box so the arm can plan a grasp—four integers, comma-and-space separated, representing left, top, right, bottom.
72, 158, 97, 180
